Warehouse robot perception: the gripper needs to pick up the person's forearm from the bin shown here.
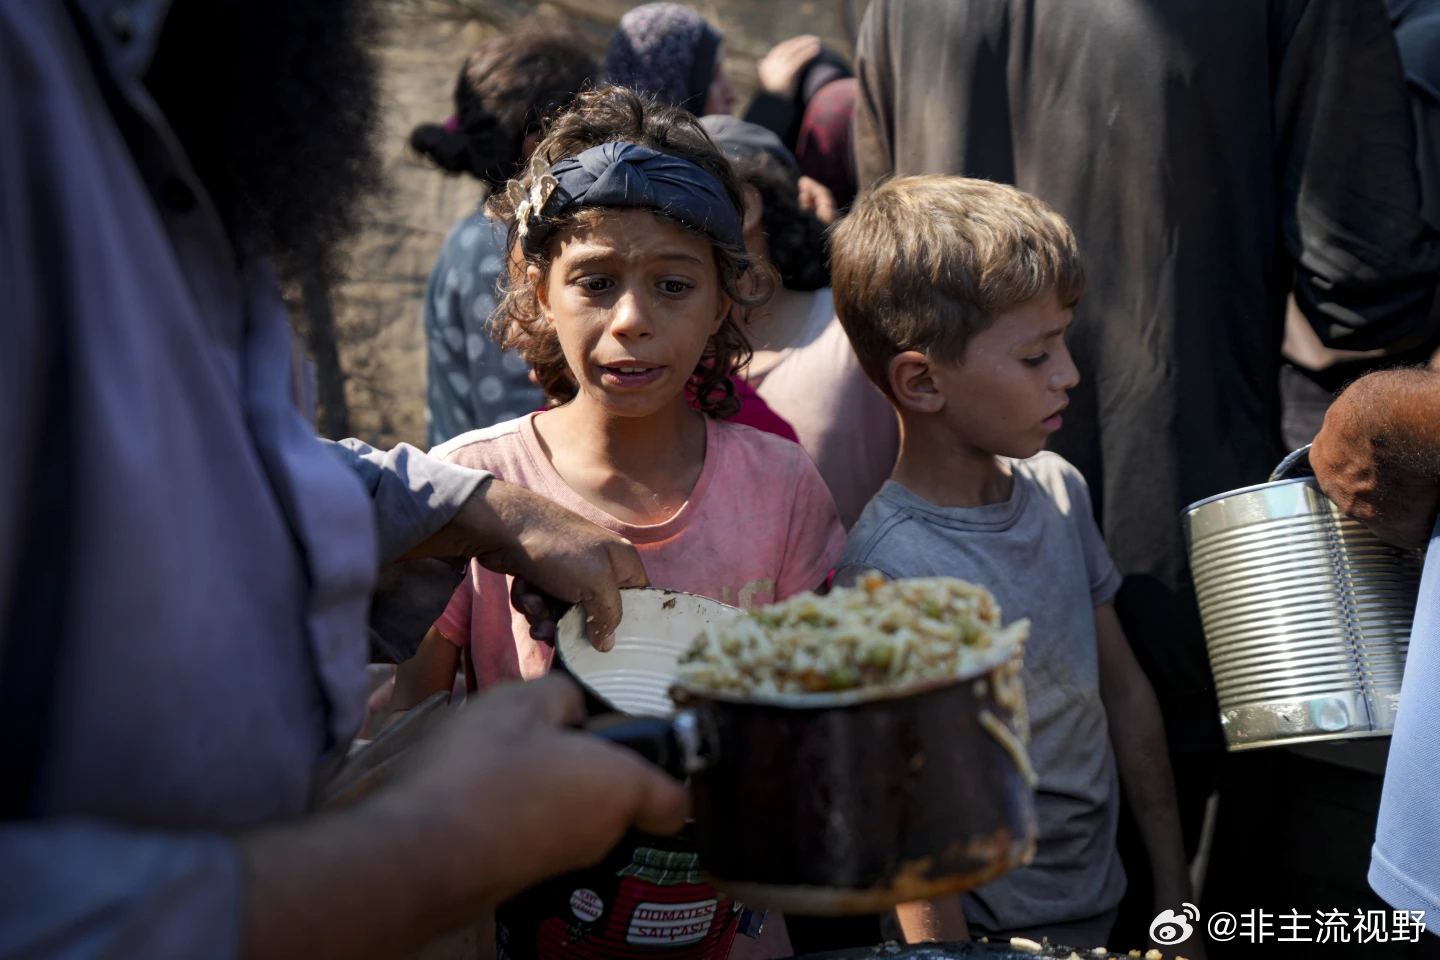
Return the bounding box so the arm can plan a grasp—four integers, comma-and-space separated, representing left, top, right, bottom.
388, 627, 462, 716
326, 439, 492, 563
1281, 294, 1385, 371
239, 796, 487, 959
1095, 605, 1190, 906
895, 897, 968, 943
1107, 682, 1189, 904
398, 479, 648, 647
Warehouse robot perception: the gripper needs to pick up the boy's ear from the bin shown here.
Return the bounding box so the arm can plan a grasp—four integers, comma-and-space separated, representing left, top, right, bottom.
888, 351, 946, 414
528, 264, 554, 326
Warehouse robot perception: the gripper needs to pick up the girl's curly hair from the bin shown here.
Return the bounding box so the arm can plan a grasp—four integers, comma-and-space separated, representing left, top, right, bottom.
488, 86, 771, 417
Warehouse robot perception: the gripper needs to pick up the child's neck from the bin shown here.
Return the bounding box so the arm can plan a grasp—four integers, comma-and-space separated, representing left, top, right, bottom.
534, 393, 709, 526
890, 416, 1014, 508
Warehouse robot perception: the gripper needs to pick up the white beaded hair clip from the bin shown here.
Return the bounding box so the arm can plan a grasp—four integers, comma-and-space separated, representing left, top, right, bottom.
510, 173, 558, 240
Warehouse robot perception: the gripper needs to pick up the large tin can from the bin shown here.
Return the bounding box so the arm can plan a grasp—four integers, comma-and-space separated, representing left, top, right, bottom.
1183, 447, 1423, 750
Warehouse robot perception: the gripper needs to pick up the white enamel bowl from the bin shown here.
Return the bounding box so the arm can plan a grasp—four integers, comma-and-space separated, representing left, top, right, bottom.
556, 587, 743, 717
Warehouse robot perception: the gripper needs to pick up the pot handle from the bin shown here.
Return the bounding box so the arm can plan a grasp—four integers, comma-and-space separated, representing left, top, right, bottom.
585, 711, 706, 781
1269, 443, 1315, 482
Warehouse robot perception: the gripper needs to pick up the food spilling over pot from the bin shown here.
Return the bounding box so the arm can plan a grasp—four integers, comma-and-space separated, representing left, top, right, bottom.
576, 575, 1040, 916
677, 573, 1032, 704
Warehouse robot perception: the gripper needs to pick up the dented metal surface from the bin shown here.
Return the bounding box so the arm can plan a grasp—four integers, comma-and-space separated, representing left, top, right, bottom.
1184, 465, 1423, 750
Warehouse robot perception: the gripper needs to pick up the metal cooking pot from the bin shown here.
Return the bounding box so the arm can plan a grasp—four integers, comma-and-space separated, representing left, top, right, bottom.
558, 589, 1037, 916
1183, 446, 1424, 750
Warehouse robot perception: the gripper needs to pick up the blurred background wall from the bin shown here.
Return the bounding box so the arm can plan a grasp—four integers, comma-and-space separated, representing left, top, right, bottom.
309, 0, 865, 447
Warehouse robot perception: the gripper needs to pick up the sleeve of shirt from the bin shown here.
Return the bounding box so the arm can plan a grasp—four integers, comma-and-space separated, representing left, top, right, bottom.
776, 448, 849, 600
324, 439, 491, 565
1273, 0, 1440, 352
1063, 466, 1123, 607
851, 0, 897, 193
0, 822, 242, 960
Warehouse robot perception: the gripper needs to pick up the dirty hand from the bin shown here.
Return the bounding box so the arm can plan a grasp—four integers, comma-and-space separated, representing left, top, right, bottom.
757, 35, 821, 98
410, 480, 647, 648
1310, 369, 1440, 551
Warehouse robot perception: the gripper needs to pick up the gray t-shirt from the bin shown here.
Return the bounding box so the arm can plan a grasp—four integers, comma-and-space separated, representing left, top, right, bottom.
839, 452, 1126, 940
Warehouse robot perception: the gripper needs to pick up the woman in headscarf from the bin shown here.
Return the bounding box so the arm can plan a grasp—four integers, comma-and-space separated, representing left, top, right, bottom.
602, 2, 737, 116
412, 27, 598, 447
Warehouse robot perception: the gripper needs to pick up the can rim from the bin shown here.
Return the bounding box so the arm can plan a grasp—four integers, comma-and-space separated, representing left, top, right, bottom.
1180, 475, 1318, 518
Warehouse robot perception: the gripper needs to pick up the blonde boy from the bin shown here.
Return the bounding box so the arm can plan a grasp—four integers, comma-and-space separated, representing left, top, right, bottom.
831, 177, 1191, 949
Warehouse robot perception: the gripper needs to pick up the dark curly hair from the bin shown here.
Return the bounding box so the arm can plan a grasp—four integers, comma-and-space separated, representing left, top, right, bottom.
733, 155, 832, 292
488, 86, 771, 416
409, 26, 599, 188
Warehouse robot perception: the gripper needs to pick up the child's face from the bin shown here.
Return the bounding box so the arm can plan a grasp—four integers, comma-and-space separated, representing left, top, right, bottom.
534, 209, 730, 418
906, 294, 1079, 459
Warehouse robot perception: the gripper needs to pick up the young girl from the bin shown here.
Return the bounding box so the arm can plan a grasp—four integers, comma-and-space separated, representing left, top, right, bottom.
390, 86, 845, 960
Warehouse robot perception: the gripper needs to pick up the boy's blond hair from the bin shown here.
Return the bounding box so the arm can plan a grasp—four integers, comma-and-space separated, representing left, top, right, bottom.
831, 175, 1086, 396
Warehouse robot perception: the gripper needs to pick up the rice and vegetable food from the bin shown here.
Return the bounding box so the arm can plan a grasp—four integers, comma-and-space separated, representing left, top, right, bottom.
676, 573, 1029, 696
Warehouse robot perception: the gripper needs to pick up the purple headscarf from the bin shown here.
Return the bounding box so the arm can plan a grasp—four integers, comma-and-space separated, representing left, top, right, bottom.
603, 3, 722, 115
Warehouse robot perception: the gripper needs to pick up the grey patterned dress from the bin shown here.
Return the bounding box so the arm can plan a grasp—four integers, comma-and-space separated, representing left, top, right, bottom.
424, 208, 544, 448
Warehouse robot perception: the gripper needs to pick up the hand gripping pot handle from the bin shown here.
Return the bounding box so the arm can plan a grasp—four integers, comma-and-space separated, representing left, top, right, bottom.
1268, 443, 1314, 482
586, 711, 707, 781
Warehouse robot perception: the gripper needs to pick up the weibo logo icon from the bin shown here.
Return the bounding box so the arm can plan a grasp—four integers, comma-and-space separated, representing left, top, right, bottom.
1149, 903, 1200, 944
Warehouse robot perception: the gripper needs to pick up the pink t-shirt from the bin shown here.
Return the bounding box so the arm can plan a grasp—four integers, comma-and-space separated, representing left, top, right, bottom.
431, 412, 847, 689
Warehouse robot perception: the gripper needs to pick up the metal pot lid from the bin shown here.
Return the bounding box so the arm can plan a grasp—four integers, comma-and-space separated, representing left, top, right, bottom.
556, 588, 743, 717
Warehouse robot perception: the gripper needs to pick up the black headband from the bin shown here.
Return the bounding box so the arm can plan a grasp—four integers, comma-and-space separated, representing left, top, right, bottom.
516, 141, 745, 249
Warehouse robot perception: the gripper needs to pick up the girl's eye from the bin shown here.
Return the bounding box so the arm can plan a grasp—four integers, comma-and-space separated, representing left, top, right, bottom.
659, 279, 693, 295
580, 277, 612, 294
1022, 352, 1049, 368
